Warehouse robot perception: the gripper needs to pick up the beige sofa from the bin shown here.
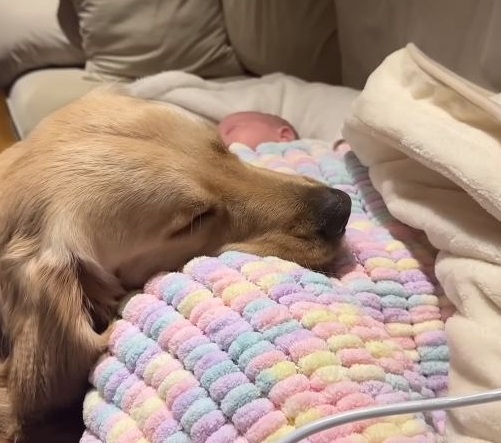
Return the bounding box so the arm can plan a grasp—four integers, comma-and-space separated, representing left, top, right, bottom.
1, 0, 501, 139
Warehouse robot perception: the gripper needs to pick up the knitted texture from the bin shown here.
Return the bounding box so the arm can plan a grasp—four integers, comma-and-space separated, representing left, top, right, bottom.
81, 141, 451, 443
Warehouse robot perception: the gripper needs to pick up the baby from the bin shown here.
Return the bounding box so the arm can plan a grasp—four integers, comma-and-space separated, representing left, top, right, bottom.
218, 111, 299, 149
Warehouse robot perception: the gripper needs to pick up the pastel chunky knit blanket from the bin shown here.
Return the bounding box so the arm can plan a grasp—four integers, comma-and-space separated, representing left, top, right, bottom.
81, 141, 451, 443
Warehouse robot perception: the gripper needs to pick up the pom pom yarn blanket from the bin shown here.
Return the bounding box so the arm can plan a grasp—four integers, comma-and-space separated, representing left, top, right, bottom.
81, 140, 450, 443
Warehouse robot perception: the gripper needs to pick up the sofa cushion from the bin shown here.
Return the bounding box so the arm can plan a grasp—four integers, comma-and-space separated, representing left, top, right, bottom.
6, 68, 103, 138
71, 0, 244, 81
222, 0, 341, 85
335, 0, 501, 91
0, 0, 85, 88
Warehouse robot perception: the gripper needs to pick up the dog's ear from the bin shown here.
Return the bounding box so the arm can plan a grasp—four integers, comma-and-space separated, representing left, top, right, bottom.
0, 238, 121, 431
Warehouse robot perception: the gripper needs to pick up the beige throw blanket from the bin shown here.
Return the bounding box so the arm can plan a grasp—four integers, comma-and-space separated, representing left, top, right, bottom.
343, 43, 501, 443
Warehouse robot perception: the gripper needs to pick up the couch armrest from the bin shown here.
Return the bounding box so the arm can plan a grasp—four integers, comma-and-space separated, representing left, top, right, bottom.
0, 0, 85, 88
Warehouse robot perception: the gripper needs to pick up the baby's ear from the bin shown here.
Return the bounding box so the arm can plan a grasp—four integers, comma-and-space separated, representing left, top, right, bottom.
278, 126, 297, 142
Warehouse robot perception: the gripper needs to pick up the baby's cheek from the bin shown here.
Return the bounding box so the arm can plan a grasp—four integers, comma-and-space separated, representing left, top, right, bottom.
220, 132, 233, 147
220, 129, 241, 148
229, 129, 259, 149
221, 126, 282, 150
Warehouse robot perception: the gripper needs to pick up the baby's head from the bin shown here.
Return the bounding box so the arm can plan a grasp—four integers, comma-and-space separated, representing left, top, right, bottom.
218, 111, 299, 149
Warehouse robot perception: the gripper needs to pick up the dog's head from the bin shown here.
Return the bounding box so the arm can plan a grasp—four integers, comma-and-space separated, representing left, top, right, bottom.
92, 95, 351, 275
31, 90, 351, 276
95, 93, 352, 274
1, 89, 351, 289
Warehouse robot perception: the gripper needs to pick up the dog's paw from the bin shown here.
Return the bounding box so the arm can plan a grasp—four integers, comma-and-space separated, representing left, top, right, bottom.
99, 322, 116, 348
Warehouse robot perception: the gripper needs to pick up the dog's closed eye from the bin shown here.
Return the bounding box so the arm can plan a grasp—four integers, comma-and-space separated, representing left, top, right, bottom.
171, 208, 217, 237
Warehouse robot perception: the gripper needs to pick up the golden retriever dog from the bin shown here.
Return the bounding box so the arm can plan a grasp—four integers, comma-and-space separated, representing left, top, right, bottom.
0, 88, 351, 442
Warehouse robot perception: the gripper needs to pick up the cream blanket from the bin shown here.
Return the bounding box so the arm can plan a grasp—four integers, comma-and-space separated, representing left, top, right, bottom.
126, 71, 359, 142
343, 44, 501, 443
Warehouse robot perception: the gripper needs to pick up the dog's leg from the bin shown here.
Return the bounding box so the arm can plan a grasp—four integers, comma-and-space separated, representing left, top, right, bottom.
0, 317, 11, 439
0, 244, 121, 441
0, 361, 16, 442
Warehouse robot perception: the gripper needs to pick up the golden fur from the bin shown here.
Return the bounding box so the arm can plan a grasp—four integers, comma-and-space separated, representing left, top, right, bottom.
0, 89, 350, 442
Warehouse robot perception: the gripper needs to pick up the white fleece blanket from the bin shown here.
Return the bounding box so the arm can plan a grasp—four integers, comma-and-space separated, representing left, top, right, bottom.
342, 44, 501, 443
126, 72, 360, 142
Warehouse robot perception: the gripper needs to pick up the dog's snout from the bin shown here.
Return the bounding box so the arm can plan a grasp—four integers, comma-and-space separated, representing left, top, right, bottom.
315, 187, 351, 241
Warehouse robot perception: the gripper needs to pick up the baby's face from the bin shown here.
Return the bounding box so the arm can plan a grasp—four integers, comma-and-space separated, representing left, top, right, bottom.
218, 113, 293, 149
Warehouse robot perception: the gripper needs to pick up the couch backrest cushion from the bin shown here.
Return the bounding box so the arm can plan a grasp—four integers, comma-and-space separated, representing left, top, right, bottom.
0, 0, 85, 88
71, 0, 245, 80
222, 0, 341, 85
335, 0, 501, 91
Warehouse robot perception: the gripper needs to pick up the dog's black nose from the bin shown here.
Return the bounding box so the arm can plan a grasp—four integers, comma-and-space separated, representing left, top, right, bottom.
315, 187, 352, 242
